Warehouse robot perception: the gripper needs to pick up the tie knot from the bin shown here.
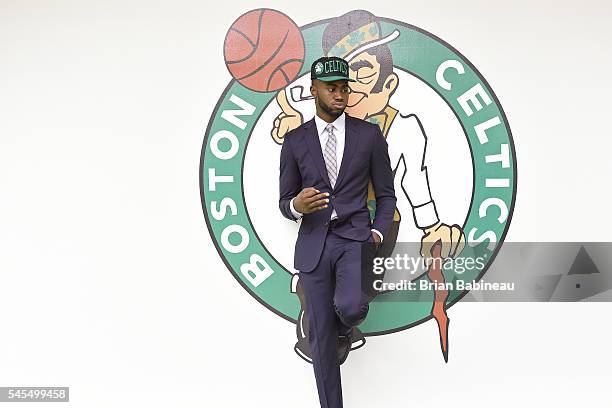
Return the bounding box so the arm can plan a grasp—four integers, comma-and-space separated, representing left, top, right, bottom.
326, 124, 335, 135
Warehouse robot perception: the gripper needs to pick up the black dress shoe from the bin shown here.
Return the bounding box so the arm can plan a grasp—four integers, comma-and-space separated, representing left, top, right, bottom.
294, 308, 313, 364
294, 337, 313, 364
293, 278, 313, 363
337, 329, 352, 365
349, 327, 366, 351
292, 276, 366, 365
295, 326, 355, 366
338, 327, 367, 364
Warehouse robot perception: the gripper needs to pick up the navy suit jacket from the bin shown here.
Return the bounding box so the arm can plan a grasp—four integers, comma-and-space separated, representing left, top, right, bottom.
279, 114, 397, 273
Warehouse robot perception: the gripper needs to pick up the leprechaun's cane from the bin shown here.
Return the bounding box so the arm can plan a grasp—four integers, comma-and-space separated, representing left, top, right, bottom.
427, 242, 450, 363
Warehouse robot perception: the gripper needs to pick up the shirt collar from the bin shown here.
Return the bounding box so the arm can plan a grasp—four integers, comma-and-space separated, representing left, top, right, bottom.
313, 112, 346, 138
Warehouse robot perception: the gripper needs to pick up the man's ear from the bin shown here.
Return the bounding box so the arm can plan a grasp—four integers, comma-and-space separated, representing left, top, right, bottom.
310, 84, 316, 98
384, 72, 398, 96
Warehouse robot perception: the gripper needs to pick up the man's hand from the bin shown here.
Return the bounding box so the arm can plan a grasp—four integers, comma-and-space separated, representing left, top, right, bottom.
420, 222, 465, 259
271, 89, 303, 145
293, 187, 329, 214
371, 231, 381, 245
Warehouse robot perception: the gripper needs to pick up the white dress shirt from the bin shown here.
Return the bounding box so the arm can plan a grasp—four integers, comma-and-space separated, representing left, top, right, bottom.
289, 112, 383, 242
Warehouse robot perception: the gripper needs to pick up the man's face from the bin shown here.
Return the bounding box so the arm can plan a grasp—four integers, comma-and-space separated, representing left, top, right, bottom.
310, 79, 350, 119
346, 51, 396, 120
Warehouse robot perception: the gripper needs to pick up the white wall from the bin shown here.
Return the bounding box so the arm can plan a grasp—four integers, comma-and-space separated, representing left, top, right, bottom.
0, 1, 610, 407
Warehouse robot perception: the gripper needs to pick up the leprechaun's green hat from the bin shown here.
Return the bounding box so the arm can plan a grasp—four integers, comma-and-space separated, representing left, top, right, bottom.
322, 10, 400, 61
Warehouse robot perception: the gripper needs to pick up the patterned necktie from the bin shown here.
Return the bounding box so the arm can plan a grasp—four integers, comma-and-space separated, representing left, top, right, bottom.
323, 124, 337, 188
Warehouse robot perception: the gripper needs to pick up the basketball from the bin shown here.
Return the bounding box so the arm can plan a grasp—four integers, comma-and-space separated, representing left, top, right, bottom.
224, 9, 305, 93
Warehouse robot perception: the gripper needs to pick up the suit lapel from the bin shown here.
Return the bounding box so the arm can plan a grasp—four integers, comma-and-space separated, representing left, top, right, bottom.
304, 119, 332, 189
334, 115, 361, 190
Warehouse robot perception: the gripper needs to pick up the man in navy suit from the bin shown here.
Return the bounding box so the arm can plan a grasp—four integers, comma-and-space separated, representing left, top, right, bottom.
278, 56, 397, 408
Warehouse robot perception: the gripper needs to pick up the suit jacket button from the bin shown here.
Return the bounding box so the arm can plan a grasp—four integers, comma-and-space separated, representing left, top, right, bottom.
331, 195, 336, 199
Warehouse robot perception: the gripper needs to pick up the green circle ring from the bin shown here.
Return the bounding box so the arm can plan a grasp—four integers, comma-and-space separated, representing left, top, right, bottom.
200, 12, 516, 336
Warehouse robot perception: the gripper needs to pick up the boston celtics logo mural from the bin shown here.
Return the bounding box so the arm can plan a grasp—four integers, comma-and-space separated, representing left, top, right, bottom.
200, 9, 516, 362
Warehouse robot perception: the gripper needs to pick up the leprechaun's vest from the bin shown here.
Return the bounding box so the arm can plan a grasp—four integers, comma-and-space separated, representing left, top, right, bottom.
366, 106, 401, 250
